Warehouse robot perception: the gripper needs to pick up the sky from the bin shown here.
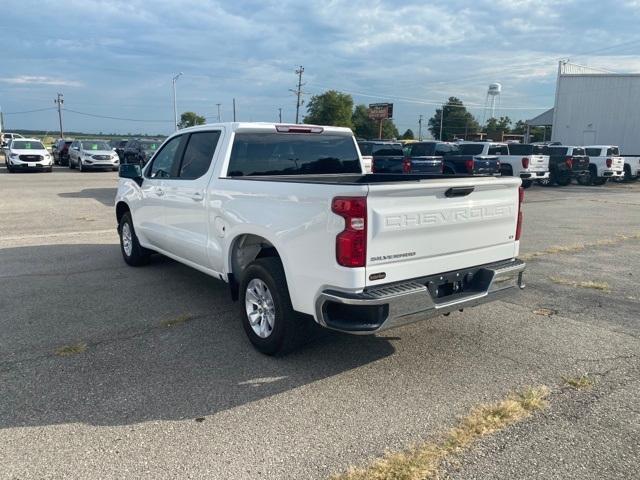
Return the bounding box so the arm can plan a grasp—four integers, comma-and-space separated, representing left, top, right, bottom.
2, 0, 640, 136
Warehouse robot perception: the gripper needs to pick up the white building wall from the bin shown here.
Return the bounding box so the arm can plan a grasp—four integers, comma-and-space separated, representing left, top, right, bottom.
552, 73, 640, 154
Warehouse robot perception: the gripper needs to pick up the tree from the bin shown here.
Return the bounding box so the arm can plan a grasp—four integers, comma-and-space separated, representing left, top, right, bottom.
428, 97, 480, 141
401, 129, 415, 140
351, 104, 400, 139
303, 90, 353, 127
512, 119, 551, 142
178, 111, 206, 129
485, 116, 512, 140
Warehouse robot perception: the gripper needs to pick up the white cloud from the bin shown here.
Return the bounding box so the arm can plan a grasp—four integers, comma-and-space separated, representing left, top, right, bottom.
0, 76, 83, 87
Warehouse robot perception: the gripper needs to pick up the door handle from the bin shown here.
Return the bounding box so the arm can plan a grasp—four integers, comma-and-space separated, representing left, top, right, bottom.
156, 188, 165, 196
191, 192, 203, 201
445, 186, 474, 197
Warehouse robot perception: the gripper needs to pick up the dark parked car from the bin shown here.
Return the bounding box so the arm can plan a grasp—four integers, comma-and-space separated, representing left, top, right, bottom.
544, 145, 590, 186
122, 138, 162, 166
52, 139, 74, 166
441, 142, 501, 175
358, 141, 405, 173
401, 142, 444, 174
111, 139, 129, 160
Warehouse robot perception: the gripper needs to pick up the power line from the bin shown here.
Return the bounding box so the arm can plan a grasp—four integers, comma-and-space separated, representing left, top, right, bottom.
3, 107, 57, 115
63, 108, 173, 123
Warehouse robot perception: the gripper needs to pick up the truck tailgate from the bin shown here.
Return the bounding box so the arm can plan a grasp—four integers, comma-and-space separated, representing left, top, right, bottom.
366, 177, 520, 286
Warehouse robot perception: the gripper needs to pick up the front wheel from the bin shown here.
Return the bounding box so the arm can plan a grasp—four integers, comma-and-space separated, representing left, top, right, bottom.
119, 212, 151, 266
240, 257, 314, 355
69, 157, 75, 169
78, 159, 84, 172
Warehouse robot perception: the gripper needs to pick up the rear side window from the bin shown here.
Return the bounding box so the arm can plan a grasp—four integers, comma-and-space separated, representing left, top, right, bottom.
532, 145, 547, 155
179, 131, 221, 179
607, 147, 619, 156
572, 148, 586, 156
148, 136, 183, 179
227, 133, 361, 176
435, 143, 458, 155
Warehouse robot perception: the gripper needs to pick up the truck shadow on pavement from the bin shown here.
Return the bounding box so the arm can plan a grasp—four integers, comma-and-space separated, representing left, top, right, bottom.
0, 243, 395, 428
58, 188, 117, 207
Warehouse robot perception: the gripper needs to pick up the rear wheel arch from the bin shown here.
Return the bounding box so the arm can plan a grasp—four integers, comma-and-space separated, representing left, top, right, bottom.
228, 234, 284, 301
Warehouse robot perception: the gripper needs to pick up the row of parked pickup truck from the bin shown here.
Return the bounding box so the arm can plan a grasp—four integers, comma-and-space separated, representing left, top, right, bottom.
358, 140, 640, 187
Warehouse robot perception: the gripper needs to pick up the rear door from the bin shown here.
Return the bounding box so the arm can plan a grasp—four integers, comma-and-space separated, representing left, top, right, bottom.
365, 177, 520, 286
163, 129, 223, 269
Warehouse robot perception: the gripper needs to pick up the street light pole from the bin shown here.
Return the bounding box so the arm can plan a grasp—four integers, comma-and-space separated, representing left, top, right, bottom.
216, 103, 221, 122
278, 108, 282, 123
172, 72, 183, 131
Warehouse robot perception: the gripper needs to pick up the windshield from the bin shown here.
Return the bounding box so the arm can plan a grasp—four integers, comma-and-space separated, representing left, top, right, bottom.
228, 133, 361, 176
82, 141, 111, 150
372, 143, 403, 156
458, 144, 484, 155
140, 141, 160, 151
12, 140, 45, 150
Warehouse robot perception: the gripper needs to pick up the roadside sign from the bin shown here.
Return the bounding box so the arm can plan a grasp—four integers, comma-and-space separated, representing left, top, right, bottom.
368, 103, 394, 120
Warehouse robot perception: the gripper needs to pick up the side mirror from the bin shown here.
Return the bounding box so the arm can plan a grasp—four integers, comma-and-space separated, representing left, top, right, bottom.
119, 164, 143, 186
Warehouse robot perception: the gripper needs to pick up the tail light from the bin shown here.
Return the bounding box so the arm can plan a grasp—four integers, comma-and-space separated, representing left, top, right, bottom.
465, 159, 474, 173
606, 158, 612, 168
332, 197, 367, 268
521, 157, 530, 169
402, 157, 412, 173
565, 156, 573, 169
515, 186, 524, 241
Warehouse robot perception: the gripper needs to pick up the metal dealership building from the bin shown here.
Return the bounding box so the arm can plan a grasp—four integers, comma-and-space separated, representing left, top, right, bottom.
527, 61, 640, 154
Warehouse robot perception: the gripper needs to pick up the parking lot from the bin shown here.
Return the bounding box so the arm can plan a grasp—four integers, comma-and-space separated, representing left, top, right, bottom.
1, 165, 639, 479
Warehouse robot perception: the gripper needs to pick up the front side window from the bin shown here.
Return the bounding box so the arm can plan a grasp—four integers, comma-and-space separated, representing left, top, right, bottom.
179, 131, 221, 179
148, 136, 183, 179
227, 133, 361, 176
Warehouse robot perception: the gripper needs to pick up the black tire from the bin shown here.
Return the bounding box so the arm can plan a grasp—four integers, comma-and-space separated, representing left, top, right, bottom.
556, 174, 572, 186
521, 179, 533, 189
118, 212, 151, 266
7, 164, 13, 173
239, 257, 315, 356
78, 159, 84, 172
69, 157, 75, 169
443, 167, 455, 175
592, 176, 607, 186
623, 165, 632, 182
46, 167, 53, 173
537, 178, 551, 186
576, 173, 591, 186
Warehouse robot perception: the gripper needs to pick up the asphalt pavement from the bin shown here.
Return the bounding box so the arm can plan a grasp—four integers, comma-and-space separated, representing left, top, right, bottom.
1, 166, 638, 479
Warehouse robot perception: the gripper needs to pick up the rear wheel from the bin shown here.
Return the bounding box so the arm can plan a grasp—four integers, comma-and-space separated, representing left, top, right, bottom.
69, 157, 75, 169
556, 174, 572, 186
577, 173, 592, 185
239, 257, 315, 356
118, 212, 151, 266
521, 179, 533, 189
592, 176, 607, 186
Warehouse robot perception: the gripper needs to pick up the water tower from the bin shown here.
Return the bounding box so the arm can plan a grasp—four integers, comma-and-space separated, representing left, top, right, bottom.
483, 82, 502, 123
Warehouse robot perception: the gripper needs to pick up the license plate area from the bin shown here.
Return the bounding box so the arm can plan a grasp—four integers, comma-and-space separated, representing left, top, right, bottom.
424, 266, 491, 303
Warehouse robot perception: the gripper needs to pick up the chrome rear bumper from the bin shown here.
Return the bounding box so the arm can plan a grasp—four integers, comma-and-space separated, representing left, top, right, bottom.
315, 259, 525, 334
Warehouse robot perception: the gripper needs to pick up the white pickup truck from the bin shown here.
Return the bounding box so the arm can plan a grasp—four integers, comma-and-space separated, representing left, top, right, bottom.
582, 145, 624, 185
115, 123, 526, 355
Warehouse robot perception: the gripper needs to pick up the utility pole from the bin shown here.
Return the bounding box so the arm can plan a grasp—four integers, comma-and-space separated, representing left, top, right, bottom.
172, 72, 183, 131
418, 115, 423, 141
233, 98, 236, 122
216, 103, 221, 122
54, 93, 64, 138
278, 108, 282, 123
289, 66, 305, 124
439, 104, 444, 141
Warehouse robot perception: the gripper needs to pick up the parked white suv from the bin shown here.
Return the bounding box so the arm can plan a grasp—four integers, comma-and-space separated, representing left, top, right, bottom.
69, 139, 119, 171
115, 122, 526, 355
4, 138, 53, 173
582, 146, 624, 185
